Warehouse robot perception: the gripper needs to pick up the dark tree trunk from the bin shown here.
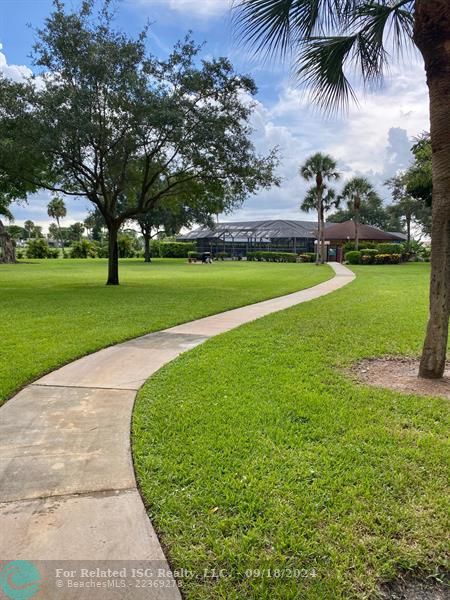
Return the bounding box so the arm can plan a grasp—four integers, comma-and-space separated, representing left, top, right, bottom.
354, 215, 360, 251
106, 224, 120, 285
315, 194, 321, 265
406, 216, 411, 244
415, 1, 450, 378
320, 205, 326, 263
0, 219, 16, 263
143, 233, 152, 263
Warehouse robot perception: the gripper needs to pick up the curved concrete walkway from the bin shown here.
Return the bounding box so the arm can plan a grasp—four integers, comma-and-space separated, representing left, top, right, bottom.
0, 263, 354, 598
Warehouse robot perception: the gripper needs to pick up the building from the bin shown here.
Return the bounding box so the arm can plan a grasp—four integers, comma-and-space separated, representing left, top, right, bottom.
178, 220, 318, 257
178, 219, 406, 261
323, 221, 407, 262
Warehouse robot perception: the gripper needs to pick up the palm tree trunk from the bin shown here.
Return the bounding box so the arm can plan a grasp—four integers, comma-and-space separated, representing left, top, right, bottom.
320, 206, 326, 263
354, 213, 360, 251
315, 191, 321, 265
415, 0, 450, 378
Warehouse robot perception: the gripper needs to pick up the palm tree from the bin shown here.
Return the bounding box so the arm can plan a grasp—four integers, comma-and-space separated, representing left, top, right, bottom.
339, 177, 380, 250
235, 0, 449, 379
301, 185, 339, 261
47, 197, 66, 252
24, 220, 35, 239
300, 153, 340, 264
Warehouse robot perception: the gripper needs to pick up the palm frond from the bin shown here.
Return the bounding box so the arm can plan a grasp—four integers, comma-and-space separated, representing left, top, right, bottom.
234, 0, 357, 59
235, 0, 415, 113
296, 35, 359, 113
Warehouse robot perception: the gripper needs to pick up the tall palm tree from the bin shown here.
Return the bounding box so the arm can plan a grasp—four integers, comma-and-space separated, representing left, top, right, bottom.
24, 220, 35, 239
47, 197, 66, 252
235, 0, 450, 380
339, 177, 380, 250
301, 185, 339, 261
300, 153, 340, 264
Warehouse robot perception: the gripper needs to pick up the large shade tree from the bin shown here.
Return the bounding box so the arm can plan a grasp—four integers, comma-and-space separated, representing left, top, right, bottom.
339, 177, 381, 250
235, 0, 450, 379
0, 1, 278, 285
300, 153, 340, 264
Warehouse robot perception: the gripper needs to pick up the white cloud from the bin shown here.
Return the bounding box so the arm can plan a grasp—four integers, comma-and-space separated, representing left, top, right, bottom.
227, 60, 430, 221
134, 0, 229, 18
0, 44, 33, 82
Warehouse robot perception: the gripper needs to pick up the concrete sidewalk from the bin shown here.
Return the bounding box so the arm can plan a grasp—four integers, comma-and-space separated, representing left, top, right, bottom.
0, 263, 354, 599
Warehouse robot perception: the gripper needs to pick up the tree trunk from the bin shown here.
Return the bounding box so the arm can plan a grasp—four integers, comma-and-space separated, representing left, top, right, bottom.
0, 219, 16, 263
415, 1, 450, 378
406, 216, 411, 244
315, 198, 321, 265
354, 214, 360, 251
106, 224, 120, 285
320, 206, 326, 263
143, 233, 152, 263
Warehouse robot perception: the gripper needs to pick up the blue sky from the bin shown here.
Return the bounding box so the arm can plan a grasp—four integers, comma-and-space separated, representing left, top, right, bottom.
0, 0, 430, 230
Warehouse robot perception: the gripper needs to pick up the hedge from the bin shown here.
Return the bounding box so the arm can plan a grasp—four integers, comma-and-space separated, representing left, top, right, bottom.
374, 253, 401, 264
158, 242, 196, 258
247, 251, 297, 263
298, 253, 315, 263
377, 243, 404, 255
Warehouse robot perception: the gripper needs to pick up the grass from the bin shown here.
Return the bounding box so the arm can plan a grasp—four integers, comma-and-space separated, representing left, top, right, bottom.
133, 263, 449, 599
0, 258, 330, 406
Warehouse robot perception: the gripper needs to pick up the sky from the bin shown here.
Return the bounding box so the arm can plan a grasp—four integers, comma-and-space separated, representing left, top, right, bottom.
0, 0, 430, 231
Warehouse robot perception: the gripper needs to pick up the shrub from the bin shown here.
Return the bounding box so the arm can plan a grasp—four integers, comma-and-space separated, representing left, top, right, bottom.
373, 253, 401, 264
345, 250, 361, 265
97, 243, 109, 258
377, 243, 404, 255
118, 234, 140, 258
247, 251, 297, 263
343, 241, 377, 252
159, 242, 196, 258
298, 253, 315, 263
187, 251, 199, 260
215, 252, 230, 260
70, 239, 98, 258
26, 239, 58, 259
359, 248, 379, 264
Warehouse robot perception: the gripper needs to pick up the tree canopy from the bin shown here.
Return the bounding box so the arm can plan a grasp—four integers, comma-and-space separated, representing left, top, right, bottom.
0, 0, 278, 283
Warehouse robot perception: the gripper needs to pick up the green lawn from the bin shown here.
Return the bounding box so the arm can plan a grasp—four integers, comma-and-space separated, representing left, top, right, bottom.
0, 258, 330, 405
133, 263, 449, 599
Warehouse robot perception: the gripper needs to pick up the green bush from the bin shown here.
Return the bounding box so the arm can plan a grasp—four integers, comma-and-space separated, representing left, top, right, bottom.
359, 248, 379, 264
159, 242, 196, 258
26, 239, 58, 259
345, 250, 361, 265
377, 243, 404, 255
215, 252, 230, 260
118, 234, 140, 258
97, 243, 109, 258
70, 239, 98, 258
298, 253, 315, 263
187, 251, 199, 260
374, 253, 401, 264
247, 251, 297, 263
343, 241, 377, 252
